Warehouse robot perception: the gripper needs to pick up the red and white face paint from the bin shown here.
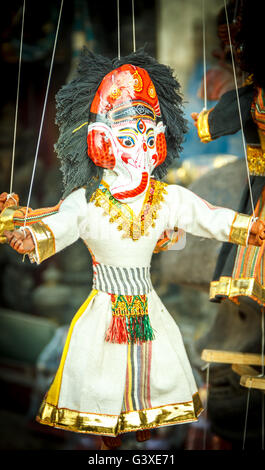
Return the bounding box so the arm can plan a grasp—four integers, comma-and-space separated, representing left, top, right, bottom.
87, 118, 166, 202
86, 64, 167, 203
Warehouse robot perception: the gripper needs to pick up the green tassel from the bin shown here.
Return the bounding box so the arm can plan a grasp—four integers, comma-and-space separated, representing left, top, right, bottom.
126, 315, 154, 344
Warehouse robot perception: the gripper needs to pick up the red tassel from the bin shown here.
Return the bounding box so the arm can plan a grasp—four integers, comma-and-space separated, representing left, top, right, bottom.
105, 315, 129, 344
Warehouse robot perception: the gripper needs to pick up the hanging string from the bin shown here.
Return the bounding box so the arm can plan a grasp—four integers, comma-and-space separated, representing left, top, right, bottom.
258, 307, 265, 449
201, 362, 210, 449
23, 0, 64, 228
223, 0, 255, 217
261, 393, 265, 450
232, 0, 240, 22
202, 0, 207, 111
242, 384, 252, 450
132, 0, 136, 53
9, 0, 26, 195
258, 307, 265, 378
117, 0, 121, 59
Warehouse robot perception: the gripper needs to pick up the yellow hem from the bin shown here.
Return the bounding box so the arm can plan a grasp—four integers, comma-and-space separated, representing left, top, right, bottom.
36, 392, 203, 436
46, 289, 98, 406
210, 276, 265, 306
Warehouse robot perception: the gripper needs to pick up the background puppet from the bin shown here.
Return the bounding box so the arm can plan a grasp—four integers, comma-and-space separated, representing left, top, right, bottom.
192, 0, 265, 311
1, 48, 265, 450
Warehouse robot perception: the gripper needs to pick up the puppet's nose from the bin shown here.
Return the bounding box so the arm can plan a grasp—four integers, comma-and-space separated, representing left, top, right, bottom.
143, 142, 147, 152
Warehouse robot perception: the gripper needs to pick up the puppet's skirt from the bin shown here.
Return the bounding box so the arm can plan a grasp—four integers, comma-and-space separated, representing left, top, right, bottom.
36, 288, 203, 436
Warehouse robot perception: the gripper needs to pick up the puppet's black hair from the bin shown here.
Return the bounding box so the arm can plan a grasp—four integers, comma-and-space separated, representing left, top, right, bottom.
234, 0, 265, 89
55, 47, 187, 201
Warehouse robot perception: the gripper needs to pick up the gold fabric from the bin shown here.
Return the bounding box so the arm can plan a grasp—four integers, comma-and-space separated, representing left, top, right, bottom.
197, 109, 212, 143
229, 212, 252, 246
36, 392, 203, 436
0, 206, 17, 243
29, 221, 56, 263
247, 144, 265, 176
210, 276, 265, 304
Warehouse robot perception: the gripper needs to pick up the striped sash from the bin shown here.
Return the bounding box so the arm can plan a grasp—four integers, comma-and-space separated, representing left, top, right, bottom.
92, 263, 152, 295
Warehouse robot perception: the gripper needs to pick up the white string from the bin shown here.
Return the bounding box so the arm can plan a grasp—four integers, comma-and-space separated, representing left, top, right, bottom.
259, 307, 265, 377
223, 0, 255, 217
132, 0, 136, 53
261, 393, 265, 450
10, 0, 26, 195
23, 0, 64, 227
242, 384, 252, 450
117, 0, 121, 59
202, 0, 207, 111
201, 362, 210, 449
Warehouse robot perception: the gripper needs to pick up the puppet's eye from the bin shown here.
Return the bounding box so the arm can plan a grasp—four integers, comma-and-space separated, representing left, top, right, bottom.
147, 136, 155, 148
117, 136, 135, 148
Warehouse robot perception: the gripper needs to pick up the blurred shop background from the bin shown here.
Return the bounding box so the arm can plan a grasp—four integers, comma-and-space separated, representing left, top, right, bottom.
0, 0, 261, 451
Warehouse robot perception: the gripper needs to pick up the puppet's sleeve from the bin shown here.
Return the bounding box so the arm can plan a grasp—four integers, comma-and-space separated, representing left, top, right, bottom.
196, 85, 254, 143
166, 184, 253, 246
0, 187, 87, 264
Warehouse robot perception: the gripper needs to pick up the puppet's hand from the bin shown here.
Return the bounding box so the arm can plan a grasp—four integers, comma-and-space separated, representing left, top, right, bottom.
191, 112, 199, 128
0, 192, 19, 212
4, 229, 35, 254
248, 219, 265, 246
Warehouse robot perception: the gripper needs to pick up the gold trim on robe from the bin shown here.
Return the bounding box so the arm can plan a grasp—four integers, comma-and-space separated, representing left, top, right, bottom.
197, 109, 212, 143
228, 212, 252, 246
28, 221, 56, 264
210, 276, 265, 305
247, 144, 265, 176
0, 206, 17, 243
36, 392, 203, 436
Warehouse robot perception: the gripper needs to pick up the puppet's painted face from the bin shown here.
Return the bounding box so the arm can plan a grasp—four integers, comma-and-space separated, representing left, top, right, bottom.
87, 118, 166, 202
87, 64, 167, 203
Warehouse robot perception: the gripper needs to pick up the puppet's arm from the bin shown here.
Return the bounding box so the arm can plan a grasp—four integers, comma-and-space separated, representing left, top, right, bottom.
191, 85, 254, 142
1, 188, 87, 264
166, 184, 265, 247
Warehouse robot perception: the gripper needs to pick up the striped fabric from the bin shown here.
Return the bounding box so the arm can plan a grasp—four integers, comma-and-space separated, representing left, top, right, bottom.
13, 203, 61, 227
122, 341, 152, 412
251, 87, 265, 132
232, 188, 265, 282
92, 262, 152, 295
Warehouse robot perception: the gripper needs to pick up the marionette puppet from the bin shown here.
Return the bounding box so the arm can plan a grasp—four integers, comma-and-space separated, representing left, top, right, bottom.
1, 48, 265, 450
191, 0, 265, 309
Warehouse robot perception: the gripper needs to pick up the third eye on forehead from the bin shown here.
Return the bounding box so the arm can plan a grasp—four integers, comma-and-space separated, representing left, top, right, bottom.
117, 126, 155, 136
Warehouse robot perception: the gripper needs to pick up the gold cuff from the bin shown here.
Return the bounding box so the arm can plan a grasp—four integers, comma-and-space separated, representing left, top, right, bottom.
197, 109, 212, 143
0, 206, 17, 243
229, 212, 252, 246
28, 222, 55, 263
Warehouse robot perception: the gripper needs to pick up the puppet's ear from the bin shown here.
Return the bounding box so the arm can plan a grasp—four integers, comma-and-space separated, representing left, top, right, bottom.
87, 123, 116, 169
154, 122, 167, 168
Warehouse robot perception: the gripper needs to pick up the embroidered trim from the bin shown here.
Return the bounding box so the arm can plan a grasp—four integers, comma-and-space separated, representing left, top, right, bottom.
105, 294, 155, 344
90, 178, 167, 240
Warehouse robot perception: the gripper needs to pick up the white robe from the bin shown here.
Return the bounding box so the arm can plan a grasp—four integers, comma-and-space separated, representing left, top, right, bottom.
27, 177, 248, 436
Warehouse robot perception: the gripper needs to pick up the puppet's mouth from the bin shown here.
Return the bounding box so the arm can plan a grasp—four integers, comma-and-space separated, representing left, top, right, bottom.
112, 171, 149, 201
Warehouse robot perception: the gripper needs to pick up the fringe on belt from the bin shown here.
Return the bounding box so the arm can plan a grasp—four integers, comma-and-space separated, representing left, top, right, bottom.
92, 263, 154, 344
